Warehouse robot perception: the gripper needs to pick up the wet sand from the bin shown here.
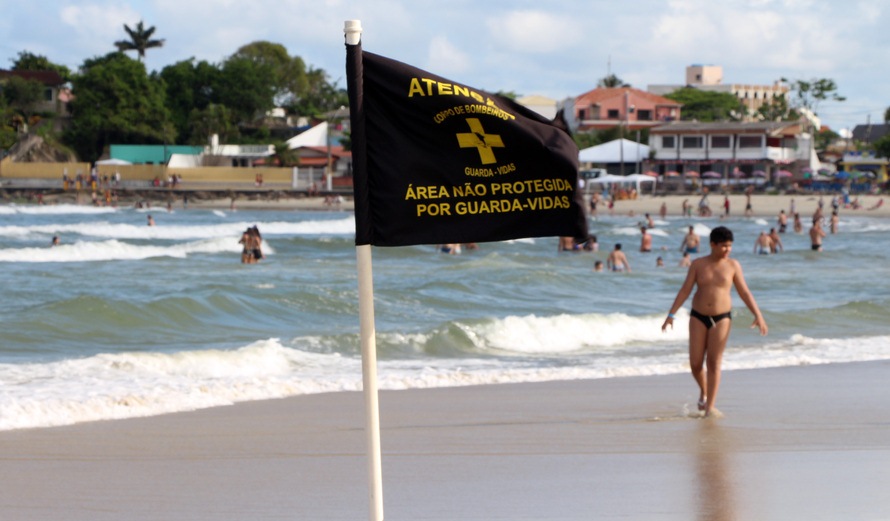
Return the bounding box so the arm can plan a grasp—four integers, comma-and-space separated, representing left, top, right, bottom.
1, 361, 888, 520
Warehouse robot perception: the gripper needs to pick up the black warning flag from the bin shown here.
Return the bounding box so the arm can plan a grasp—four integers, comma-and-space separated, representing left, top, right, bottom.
346, 43, 588, 247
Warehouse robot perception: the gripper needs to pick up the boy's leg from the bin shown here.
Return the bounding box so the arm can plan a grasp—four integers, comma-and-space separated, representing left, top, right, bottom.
688, 319, 709, 409
704, 320, 732, 415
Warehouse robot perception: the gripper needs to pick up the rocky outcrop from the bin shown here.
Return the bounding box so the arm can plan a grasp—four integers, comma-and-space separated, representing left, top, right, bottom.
7, 134, 78, 163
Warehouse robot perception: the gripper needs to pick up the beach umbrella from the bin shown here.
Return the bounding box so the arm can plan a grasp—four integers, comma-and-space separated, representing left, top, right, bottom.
775, 170, 793, 178
644, 170, 659, 177
752, 170, 767, 178
702, 171, 721, 178
684, 171, 700, 178
835, 171, 851, 180
731, 168, 744, 177
665, 171, 681, 177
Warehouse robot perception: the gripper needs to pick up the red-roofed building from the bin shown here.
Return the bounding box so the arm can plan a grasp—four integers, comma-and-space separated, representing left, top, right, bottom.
574, 87, 681, 132
291, 145, 351, 170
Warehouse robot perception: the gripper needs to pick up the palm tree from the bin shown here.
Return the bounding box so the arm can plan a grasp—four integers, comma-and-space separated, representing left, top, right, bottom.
114, 21, 165, 61
598, 74, 629, 88
271, 142, 300, 167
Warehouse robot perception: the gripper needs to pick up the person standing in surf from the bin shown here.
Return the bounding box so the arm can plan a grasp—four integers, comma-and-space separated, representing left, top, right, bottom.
661, 226, 767, 417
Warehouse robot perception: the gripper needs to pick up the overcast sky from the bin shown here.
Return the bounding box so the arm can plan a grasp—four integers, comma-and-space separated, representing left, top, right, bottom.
2, 0, 887, 132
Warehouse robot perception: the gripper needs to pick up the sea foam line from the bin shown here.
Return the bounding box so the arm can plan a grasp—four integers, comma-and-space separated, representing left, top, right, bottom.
0, 217, 355, 241
0, 237, 266, 262
3, 331, 890, 431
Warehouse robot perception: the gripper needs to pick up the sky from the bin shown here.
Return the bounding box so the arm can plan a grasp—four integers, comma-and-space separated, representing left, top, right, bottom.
1, 0, 888, 133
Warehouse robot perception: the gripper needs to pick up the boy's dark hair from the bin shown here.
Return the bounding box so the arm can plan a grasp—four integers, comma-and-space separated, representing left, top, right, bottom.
710, 226, 734, 243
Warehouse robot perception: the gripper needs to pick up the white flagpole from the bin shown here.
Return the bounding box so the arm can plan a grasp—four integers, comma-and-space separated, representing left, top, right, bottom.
344, 20, 384, 521
356, 243, 383, 521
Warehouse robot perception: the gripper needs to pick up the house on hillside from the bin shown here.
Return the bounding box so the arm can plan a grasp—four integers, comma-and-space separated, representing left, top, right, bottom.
0, 70, 69, 115
648, 121, 815, 179
573, 87, 681, 131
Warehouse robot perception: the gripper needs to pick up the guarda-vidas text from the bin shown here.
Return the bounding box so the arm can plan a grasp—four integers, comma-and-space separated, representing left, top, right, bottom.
404, 180, 574, 217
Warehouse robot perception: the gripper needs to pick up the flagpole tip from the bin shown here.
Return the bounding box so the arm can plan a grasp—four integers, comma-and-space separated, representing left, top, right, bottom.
344, 20, 363, 44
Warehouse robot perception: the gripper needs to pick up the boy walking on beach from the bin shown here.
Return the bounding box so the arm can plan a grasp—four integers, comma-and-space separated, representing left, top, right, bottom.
662, 226, 767, 417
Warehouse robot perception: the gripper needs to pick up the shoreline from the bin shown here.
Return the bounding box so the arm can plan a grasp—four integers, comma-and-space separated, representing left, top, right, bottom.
593, 192, 890, 219
4, 190, 889, 218
1, 360, 887, 520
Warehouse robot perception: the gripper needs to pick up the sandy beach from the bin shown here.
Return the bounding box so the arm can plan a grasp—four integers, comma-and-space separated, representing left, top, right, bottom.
2, 188, 889, 520
183, 192, 890, 220
1, 362, 888, 520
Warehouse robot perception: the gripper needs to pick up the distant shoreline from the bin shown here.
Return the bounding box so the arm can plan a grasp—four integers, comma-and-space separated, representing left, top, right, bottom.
588, 192, 889, 219
2, 186, 887, 218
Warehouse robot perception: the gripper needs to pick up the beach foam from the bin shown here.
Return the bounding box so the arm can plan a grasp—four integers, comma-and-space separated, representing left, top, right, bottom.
3, 311, 890, 430
0, 237, 253, 262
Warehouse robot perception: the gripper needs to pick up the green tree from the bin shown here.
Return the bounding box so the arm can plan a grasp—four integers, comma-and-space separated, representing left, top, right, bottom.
1, 76, 44, 124
573, 126, 623, 150
665, 87, 744, 122
114, 21, 165, 62
0, 94, 15, 150
0, 126, 15, 151
11, 51, 71, 82
215, 54, 276, 124
187, 103, 235, 146
230, 41, 308, 107
874, 134, 890, 159
269, 141, 300, 167
780, 77, 845, 116
815, 128, 839, 153
598, 74, 629, 88
159, 58, 220, 142
756, 93, 798, 121
884, 106, 890, 125
287, 66, 348, 118
64, 53, 174, 162
228, 42, 350, 119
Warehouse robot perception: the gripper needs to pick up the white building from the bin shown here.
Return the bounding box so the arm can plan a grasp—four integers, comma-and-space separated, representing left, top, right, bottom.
648, 65, 789, 120
648, 121, 812, 177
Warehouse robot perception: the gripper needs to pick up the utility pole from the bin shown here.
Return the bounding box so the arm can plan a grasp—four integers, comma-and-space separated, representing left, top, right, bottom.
620, 90, 627, 176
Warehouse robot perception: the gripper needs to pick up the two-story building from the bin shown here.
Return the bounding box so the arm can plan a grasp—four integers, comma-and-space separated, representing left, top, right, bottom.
648, 121, 814, 178
573, 87, 681, 131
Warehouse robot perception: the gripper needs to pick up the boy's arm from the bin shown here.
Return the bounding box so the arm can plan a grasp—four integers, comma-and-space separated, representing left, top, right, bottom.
732, 261, 768, 335
662, 263, 697, 331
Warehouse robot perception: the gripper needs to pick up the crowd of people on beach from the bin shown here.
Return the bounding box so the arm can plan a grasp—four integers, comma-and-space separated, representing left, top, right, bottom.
563, 187, 876, 274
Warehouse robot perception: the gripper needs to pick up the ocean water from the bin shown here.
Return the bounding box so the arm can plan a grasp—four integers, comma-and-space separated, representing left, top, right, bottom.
1, 201, 889, 430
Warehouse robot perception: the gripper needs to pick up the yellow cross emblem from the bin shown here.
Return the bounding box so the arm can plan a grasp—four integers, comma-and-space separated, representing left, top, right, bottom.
456, 118, 504, 165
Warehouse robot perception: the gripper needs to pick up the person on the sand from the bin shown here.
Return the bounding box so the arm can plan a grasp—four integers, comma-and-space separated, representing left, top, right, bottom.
662, 226, 767, 417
